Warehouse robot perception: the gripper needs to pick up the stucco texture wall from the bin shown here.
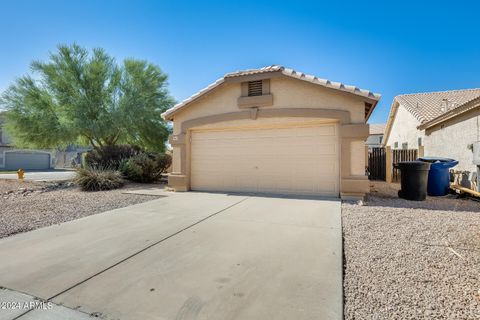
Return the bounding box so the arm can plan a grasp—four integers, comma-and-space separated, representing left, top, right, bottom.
173, 77, 366, 134
425, 108, 480, 172
385, 104, 424, 149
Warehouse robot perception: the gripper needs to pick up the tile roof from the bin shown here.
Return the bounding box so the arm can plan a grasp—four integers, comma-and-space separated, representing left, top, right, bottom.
163, 65, 381, 120
224, 65, 283, 78
369, 123, 386, 135
395, 88, 480, 123
225, 65, 381, 100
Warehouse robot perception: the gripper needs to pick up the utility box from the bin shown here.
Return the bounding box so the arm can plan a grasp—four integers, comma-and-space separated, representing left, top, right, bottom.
473, 141, 480, 165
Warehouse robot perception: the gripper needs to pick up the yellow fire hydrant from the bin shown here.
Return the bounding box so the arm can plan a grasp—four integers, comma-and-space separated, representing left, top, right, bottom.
17, 168, 25, 180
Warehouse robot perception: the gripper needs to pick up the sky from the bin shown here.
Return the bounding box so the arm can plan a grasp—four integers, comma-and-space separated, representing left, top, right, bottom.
1, 0, 479, 124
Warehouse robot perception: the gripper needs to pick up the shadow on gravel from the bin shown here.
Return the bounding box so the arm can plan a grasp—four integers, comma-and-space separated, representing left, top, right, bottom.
365, 181, 480, 213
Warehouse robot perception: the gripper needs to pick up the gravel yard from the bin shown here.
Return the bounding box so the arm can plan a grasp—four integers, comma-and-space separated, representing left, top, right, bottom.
343, 182, 480, 319
0, 179, 163, 238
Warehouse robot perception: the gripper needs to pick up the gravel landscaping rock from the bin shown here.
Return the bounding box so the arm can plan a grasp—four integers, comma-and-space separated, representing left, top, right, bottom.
343, 182, 480, 319
0, 179, 163, 238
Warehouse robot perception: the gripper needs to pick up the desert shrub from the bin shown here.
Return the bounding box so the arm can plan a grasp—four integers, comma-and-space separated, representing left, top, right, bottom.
120, 153, 171, 183
154, 153, 172, 174
74, 167, 125, 191
84, 144, 141, 170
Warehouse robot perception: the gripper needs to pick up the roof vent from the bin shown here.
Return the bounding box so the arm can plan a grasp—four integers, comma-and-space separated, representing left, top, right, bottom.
440, 98, 449, 112
248, 80, 263, 96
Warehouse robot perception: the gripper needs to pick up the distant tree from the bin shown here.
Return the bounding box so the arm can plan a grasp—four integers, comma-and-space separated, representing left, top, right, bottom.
0, 44, 174, 152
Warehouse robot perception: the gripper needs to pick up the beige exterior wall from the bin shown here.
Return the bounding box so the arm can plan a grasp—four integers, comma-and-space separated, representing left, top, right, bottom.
173, 77, 366, 135
168, 76, 371, 198
385, 104, 424, 149
425, 108, 479, 172
350, 140, 366, 175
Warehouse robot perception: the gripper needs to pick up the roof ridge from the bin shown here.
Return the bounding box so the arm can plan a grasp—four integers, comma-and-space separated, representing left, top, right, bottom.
224, 65, 382, 97
396, 87, 480, 98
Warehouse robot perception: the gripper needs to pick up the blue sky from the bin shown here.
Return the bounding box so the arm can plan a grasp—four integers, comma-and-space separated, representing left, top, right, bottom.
1, 0, 479, 123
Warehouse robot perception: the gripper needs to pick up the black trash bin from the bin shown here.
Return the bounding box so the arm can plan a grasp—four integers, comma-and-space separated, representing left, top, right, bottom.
397, 161, 431, 201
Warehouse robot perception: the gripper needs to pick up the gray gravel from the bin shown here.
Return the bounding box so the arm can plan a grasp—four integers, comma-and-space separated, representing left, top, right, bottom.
0, 180, 162, 238
343, 182, 480, 319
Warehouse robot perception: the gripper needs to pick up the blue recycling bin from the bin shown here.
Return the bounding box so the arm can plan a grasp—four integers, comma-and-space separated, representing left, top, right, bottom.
417, 157, 458, 196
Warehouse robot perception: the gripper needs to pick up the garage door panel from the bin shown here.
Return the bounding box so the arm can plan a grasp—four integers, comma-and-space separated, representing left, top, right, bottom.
295, 125, 336, 137
191, 123, 339, 197
4, 152, 50, 170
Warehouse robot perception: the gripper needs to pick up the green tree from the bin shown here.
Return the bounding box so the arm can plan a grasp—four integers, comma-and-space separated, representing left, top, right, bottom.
0, 44, 174, 152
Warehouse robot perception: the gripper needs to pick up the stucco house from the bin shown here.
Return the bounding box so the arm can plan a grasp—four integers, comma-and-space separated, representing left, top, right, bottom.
162, 65, 381, 199
365, 123, 385, 149
384, 89, 480, 183
0, 112, 54, 170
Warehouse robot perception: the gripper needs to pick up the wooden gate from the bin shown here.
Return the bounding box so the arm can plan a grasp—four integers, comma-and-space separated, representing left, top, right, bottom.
392, 149, 418, 181
368, 147, 386, 181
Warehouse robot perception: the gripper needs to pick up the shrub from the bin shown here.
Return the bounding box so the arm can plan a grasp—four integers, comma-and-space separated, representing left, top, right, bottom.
84, 144, 141, 170
154, 153, 172, 174
120, 153, 171, 183
74, 167, 125, 191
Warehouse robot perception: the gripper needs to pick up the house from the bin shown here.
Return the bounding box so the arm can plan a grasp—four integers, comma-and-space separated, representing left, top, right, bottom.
162, 65, 381, 199
384, 89, 480, 185
365, 123, 386, 148
0, 112, 54, 170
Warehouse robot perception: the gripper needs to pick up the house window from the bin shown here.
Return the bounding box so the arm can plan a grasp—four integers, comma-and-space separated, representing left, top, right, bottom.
402, 142, 408, 149
247, 80, 263, 96
394, 142, 398, 149
379, 136, 383, 144
418, 137, 422, 147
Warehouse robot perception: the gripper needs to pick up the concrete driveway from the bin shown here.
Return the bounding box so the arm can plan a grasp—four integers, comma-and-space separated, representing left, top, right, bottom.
0, 170, 75, 182
0, 192, 342, 320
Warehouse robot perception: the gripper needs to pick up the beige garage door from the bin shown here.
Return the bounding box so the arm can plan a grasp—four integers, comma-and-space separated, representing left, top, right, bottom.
190, 123, 339, 196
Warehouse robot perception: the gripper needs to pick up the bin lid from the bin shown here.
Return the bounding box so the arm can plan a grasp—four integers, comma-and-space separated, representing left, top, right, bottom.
397, 161, 431, 170
418, 157, 455, 163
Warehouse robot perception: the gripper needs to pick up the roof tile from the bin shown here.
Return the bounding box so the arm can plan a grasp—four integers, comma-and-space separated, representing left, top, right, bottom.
395, 88, 480, 123
369, 123, 386, 135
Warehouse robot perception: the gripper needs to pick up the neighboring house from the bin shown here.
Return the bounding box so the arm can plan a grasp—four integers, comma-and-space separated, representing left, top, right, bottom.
384, 88, 480, 182
162, 65, 381, 199
0, 112, 54, 170
365, 123, 385, 148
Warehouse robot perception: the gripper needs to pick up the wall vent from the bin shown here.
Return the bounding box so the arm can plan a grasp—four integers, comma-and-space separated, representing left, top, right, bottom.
248, 80, 263, 96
